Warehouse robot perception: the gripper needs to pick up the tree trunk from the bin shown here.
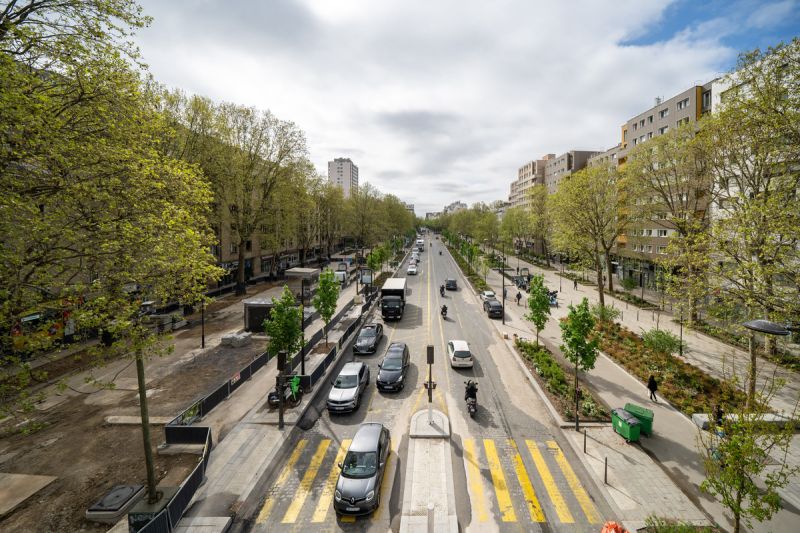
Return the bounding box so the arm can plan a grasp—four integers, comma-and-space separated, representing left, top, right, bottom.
235, 239, 247, 295
595, 252, 605, 308
543, 240, 550, 267
135, 349, 160, 504
605, 254, 614, 293
747, 332, 757, 410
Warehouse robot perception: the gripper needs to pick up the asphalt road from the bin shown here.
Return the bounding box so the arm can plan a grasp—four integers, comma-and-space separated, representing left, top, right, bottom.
245, 236, 613, 532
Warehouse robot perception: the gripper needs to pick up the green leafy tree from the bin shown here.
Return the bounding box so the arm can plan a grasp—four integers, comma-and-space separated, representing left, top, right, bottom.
526, 185, 552, 264
698, 381, 800, 533
264, 286, 303, 356
313, 270, 340, 346
560, 298, 599, 430
525, 275, 551, 346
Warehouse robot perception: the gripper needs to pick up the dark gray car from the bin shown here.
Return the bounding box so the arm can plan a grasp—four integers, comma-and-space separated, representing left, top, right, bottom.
484, 299, 503, 319
334, 423, 391, 515
377, 342, 410, 392
327, 362, 370, 413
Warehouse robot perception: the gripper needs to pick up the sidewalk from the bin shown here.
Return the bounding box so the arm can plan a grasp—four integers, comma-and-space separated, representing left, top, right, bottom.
481, 253, 800, 530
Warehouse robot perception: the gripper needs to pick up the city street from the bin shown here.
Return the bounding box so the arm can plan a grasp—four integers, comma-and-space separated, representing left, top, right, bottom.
245, 237, 613, 531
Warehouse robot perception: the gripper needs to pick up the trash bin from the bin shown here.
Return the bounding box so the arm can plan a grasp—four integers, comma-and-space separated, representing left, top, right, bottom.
611, 408, 641, 442
624, 403, 654, 436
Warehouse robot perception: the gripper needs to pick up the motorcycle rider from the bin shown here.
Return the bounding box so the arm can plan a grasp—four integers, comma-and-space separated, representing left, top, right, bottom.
464, 380, 478, 402
441, 304, 448, 317
440, 284, 445, 296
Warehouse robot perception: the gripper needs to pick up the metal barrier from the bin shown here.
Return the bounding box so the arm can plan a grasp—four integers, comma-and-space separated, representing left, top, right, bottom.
167, 460, 203, 527
134, 508, 170, 533
201, 382, 229, 416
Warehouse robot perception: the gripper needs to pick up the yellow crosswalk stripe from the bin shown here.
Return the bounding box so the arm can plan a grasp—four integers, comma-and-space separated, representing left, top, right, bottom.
508, 439, 545, 522
311, 439, 351, 523
281, 439, 331, 523
547, 440, 601, 524
483, 439, 516, 522
525, 439, 573, 523
463, 439, 489, 522
255, 439, 308, 523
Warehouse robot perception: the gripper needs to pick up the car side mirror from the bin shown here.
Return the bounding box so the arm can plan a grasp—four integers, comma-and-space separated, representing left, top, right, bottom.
378, 363, 382, 368
338, 462, 343, 469
380, 462, 385, 469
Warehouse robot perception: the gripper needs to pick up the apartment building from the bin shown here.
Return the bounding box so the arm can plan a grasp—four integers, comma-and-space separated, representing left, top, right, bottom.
425, 212, 441, 220
508, 156, 551, 208
403, 202, 415, 216
614, 83, 713, 288
443, 201, 467, 213
544, 150, 602, 194
327, 157, 359, 198
587, 144, 621, 169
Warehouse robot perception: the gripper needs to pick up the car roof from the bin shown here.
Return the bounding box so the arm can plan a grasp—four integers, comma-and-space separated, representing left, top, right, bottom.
386, 342, 406, 355
483, 290, 495, 294
449, 340, 469, 351
362, 323, 379, 330
340, 361, 364, 375
446, 278, 456, 282
349, 423, 384, 452
488, 299, 502, 307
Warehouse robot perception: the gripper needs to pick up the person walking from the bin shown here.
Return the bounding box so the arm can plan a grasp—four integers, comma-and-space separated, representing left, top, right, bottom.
573, 279, 578, 291
647, 375, 658, 402
516, 291, 522, 306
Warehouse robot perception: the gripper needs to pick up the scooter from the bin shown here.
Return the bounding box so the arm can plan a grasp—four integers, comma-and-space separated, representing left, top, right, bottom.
441, 305, 448, 318
267, 374, 302, 408
464, 380, 478, 418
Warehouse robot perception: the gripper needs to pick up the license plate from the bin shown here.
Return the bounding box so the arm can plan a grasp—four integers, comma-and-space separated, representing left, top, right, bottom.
346, 506, 359, 512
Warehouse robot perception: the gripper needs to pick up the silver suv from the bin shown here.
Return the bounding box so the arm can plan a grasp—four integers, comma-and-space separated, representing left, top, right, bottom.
327, 362, 370, 413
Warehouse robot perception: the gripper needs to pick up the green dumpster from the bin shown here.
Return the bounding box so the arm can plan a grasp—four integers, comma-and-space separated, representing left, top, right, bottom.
624, 403, 654, 436
612, 408, 641, 442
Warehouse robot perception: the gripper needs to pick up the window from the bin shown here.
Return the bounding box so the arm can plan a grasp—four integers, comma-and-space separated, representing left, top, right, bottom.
658, 126, 669, 134
658, 246, 668, 254
230, 243, 238, 253
639, 135, 645, 143
640, 119, 645, 127
644, 229, 653, 236
632, 123, 638, 131
659, 108, 669, 118
632, 138, 637, 146
657, 229, 668, 237
677, 98, 690, 110
648, 132, 653, 139
646, 245, 653, 253
677, 117, 690, 127
648, 115, 653, 123
245, 240, 252, 252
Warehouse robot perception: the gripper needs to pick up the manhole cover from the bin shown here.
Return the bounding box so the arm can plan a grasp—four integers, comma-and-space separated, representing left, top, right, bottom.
88, 485, 144, 512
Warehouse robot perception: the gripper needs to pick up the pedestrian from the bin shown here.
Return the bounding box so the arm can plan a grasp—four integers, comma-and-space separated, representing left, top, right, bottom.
516, 291, 522, 305
503, 287, 508, 299
647, 375, 658, 402
713, 404, 724, 427
573, 279, 578, 291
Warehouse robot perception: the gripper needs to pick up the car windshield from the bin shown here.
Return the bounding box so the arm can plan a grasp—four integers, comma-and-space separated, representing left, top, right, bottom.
382, 356, 403, 371
359, 328, 376, 338
341, 450, 378, 478
485, 292, 495, 297
334, 374, 358, 388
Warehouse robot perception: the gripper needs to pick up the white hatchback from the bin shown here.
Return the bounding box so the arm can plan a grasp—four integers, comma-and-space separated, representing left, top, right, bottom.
447, 340, 473, 368
407, 264, 418, 275
479, 290, 496, 302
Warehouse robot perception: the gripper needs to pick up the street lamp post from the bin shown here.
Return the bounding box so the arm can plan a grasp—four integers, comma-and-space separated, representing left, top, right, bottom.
300, 278, 306, 376
201, 300, 205, 349
502, 241, 506, 325
559, 255, 563, 292
679, 311, 683, 358
742, 319, 790, 408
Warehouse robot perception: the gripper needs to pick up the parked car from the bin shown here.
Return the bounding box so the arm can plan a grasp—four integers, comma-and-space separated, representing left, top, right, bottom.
483, 299, 503, 319
445, 278, 457, 290
334, 423, 391, 515
327, 362, 370, 413
407, 264, 418, 275
353, 323, 383, 355
409, 258, 418, 266
447, 339, 473, 368
479, 290, 496, 302
377, 342, 410, 391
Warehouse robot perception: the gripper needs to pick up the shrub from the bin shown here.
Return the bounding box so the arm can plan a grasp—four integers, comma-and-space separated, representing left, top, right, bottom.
641, 328, 685, 357
590, 303, 621, 324
621, 276, 637, 292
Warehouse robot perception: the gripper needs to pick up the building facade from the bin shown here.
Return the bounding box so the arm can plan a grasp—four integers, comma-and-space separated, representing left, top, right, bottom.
508, 156, 551, 208
327, 157, 359, 198
543, 150, 601, 195
443, 201, 467, 214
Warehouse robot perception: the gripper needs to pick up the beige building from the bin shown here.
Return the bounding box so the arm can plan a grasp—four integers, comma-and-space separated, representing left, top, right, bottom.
587, 144, 621, 169
508, 155, 551, 208
327, 157, 359, 198
544, 150, 601, 194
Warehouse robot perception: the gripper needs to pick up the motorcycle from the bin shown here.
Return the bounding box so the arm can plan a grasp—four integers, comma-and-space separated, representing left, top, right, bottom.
267, 374, 303, 408
548, 290, 559, 307
441, 305, 448, 318
464, 380, 478, 418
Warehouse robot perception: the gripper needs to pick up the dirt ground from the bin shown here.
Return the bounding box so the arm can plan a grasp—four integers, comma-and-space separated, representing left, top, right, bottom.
0, 285, 275, 532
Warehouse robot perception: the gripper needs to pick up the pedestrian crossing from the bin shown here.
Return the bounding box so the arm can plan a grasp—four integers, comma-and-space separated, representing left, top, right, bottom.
253, 435, 602, 528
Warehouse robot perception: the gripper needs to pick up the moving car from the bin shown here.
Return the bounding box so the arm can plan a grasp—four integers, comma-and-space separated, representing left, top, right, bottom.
479, 290, 496, 301
327, 362, 370, 413
447, 339, 473, 368
407, 264, 418, 275
334, 423, 391, 516
445, 278, 457, 290
483, 299, 503, 319
377, 342, 410, 391
353, 323, 383, 355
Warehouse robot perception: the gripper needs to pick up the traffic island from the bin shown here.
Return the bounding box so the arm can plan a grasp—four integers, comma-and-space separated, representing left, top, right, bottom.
399, 409, 457, 532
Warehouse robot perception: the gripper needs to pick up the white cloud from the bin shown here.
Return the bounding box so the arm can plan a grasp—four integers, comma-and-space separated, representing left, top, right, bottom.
135, 0, 743, 215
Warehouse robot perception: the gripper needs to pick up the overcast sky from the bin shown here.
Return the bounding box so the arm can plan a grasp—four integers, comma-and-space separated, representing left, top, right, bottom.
135, 0, 799, 216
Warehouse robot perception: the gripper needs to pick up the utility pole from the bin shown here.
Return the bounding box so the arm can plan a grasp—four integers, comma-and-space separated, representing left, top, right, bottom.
300, 279, 306, 376
201, 300, 205, 349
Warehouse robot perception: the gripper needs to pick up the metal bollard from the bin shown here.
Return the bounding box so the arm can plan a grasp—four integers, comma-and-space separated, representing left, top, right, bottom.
637, 310, 639, 321
604, 456, 608, 484
583, 429, 587, 453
